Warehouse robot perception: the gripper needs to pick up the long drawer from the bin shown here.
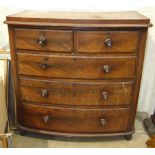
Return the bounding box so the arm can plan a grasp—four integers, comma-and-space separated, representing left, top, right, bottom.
20, 103, 130, 133
76, 31, 139, 53
17, 53, 136, 79
15, 29, 73, 52
20, 78, 133, 106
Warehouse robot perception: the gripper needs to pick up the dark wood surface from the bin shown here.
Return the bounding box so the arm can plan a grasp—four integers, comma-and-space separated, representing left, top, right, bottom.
17, 52, 136, 79
7, 60, 16, 128
20, 77, 133, 106
76, 31, 139, 53
15, 29, 73, 52
6, 11, 151, 138
5, 11, 150, 27
20, 103, 130, 133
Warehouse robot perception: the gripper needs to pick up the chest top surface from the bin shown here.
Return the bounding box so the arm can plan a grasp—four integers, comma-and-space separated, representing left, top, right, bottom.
5, 10, 151, 27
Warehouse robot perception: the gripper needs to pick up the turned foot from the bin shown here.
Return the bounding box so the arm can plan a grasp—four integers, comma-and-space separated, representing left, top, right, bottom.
124, 134, 132, 140
19, 130, 27, 136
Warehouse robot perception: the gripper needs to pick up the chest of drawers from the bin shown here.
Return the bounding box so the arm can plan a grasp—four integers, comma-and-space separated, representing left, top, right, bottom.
5, 11, 151, 140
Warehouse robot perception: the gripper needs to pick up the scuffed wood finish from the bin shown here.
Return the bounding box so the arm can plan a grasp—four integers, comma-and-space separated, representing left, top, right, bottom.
20, 78, 133, 106
6, 11, 151, 138
127, 29, 148, 131
5, 11, 150, 27
20, 103, 130, 133
17, 52, 136, 79
76, 31, 139, 53
15, 29, 73, 52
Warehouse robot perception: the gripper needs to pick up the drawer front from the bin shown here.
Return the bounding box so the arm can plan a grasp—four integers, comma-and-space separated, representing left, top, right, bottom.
20, 103, 130, 133
15, 29, 73, 52
20, 78, 133, 106
76, 31, 139, 53
17, 53, 136, 79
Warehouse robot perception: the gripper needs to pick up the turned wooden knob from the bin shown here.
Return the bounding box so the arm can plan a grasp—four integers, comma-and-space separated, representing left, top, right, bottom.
102, 91, 108, 100
37, 36, 46, 46
100, 118, 107, 126
41, 116, 51, 124
104, 38, 112, 48
103, 65, 111, 73
38, 63, 49, 69
40, 89, 49, 98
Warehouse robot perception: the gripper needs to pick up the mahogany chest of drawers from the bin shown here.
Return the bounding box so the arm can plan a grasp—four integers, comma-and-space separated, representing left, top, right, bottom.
5, 11, 151, 140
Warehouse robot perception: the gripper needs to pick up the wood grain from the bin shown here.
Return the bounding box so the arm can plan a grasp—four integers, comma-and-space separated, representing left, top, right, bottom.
15, 29, 73, 52
20, 103, 130, 133
76, 31, 139, 53
20, 77, 133, 106
17, 52, 136, 79
5, 11, 150, 138
5, 11, 150, 27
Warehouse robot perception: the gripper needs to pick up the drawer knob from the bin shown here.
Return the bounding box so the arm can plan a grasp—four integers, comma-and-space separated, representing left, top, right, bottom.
104, 39, 112, 48
102, 91, 108, 100
42, 116, 51, 124
38, 63, 48, 69
103, 65, 111, 73
100, 118, 107, 126
37, 36, 46, 46
40, 89, 49, 98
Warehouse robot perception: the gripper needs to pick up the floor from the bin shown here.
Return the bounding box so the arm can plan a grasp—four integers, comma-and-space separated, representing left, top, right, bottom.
11, 112, 149, 148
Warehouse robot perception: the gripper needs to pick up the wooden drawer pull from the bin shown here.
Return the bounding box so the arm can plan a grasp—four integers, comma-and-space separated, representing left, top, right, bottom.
100, 118, 107, 126
104, 38, 112, 48
38, 63, 49, 69
37, 36, 46, 46
102, 91, 108, 100
103, 65, 111, 73
41, 116, 51, 124
40, 89, 49, 98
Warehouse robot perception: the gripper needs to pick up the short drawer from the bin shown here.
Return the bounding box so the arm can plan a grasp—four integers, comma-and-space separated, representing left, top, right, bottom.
15, 29, 73, 52
20, 103, 130, 133
17, 53, 136, 79
20, 78, 133, 106
76, 31, 139, 53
